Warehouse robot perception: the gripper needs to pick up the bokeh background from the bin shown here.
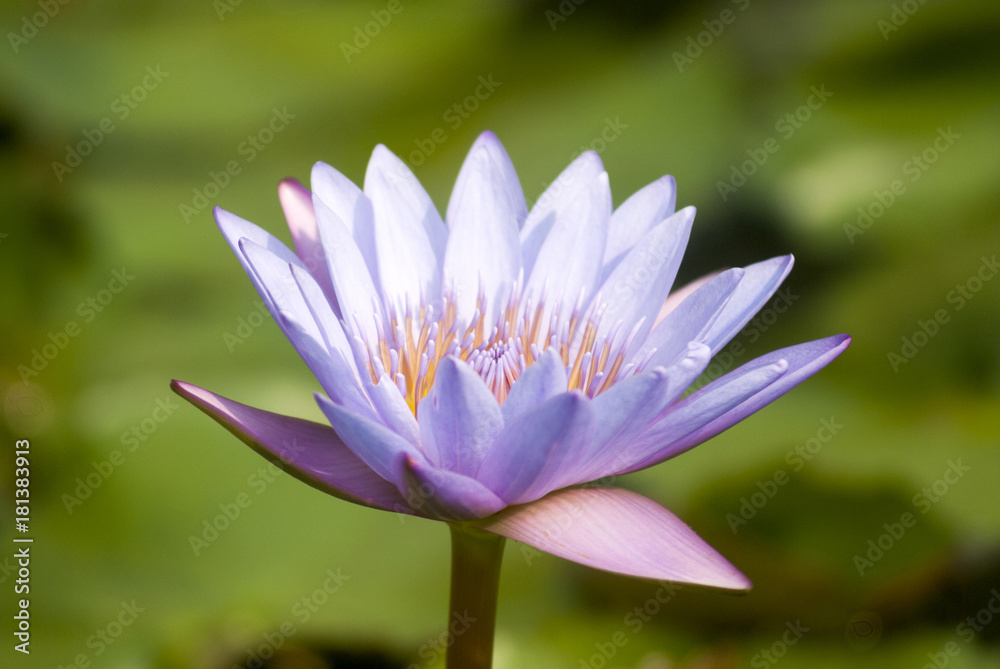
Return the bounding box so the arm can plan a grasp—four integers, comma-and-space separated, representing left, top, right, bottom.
2, 0, 999, 667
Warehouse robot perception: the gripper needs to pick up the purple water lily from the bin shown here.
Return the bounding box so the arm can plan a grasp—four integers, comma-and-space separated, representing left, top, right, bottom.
173, 131, 848, 666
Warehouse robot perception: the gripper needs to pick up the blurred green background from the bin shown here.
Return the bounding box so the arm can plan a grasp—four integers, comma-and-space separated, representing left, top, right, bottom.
2, 0, 999, 667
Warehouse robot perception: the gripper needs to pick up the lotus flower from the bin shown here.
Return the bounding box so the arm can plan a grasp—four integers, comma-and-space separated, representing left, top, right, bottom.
173, 131, 849, 593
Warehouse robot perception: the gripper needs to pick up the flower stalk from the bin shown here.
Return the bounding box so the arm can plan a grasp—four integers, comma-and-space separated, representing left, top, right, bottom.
446, 524, 506, 669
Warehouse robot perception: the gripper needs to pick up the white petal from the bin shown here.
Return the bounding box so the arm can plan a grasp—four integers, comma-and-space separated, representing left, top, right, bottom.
520, 151, 605, 279
364, 144, 447, 314
523, 170, 611, 322
314, 197, 383, 346
311, 161, 380, 289
443, 135, 523, 325
601, 175, 677, 281
593, 206, 694, 359
637, 268, 744, 370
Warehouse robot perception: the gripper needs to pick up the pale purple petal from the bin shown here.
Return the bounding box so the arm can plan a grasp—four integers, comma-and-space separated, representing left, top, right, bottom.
171, 381, 410, 513
701, 255, 795, 355
654, 271, 720, 327
278, 178, 338, 310
214, 206, 304, 313
617, 335, 852, 474
364, 144, 447, 313
314, 197, 384, 346
636, 268, 744, 370
594, 206, 695, 357
601, 175, 677, 281
239, 238, 328, 357
476, 486, 751, 589
523, 170, 611, 321
315, 393, 426, 489
417, 357, 504, 475
443, 133, 523, 325
311, 161, 380, 289
520, 151, 604, 278
400, 456, 507, 521
500, 348, 567, 423
575, 343, 712, 483
476, 392, 594, 505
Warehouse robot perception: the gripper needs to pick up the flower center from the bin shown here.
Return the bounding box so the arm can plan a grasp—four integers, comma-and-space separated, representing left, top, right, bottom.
360, 281, 649, 414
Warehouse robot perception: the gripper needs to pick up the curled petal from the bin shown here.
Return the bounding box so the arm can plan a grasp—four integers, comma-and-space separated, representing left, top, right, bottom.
400, 456, 507, 521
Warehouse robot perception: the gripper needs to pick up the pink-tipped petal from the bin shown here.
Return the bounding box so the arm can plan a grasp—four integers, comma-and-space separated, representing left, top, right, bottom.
171, 381, 409, 513
477, 486, 751, 590
278, 178, 338, 311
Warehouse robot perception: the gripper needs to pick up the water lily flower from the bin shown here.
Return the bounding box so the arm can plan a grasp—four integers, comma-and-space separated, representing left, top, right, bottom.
173, 131, 849, 668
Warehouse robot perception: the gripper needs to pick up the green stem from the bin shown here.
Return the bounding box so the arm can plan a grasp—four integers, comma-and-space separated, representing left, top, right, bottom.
445, 524, 506, 669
